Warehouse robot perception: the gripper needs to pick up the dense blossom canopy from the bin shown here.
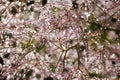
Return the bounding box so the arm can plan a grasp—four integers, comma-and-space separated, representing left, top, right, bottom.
0, 0, 120, 80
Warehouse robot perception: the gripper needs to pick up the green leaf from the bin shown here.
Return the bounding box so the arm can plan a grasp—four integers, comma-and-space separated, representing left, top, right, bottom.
25, 69, 33, 79
3, 53, 10, 58
36, 74, 41, 79
101, 31, 112, 42
0, 56, 4, 65
21, 43, 25, 50
11, 7, 17, 15
84, 28, 89, 33
6, 33, 13, 38
29, 7, 34, 12
88, 72, 103, 78
19, 69, 24, 74
89, 72, 97, 78
102, 31, 108, 39
13, 74, 17, 80
12, 41, 16, 47
117, 73, 120, 79
51, 7, 60, 12
89, 22, 101, 31
50, 64, 56, 72
36, 45, 46, 52
80, 45, 85, 51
